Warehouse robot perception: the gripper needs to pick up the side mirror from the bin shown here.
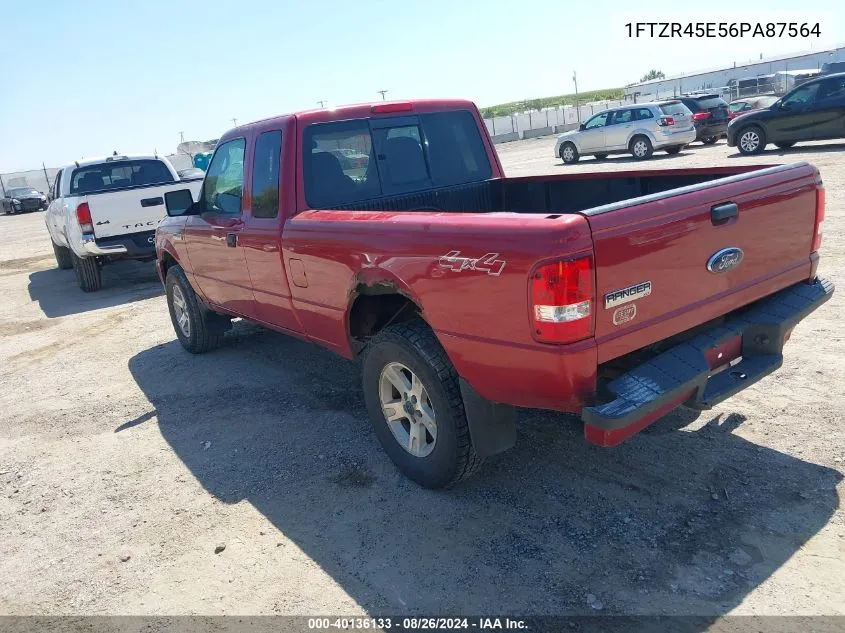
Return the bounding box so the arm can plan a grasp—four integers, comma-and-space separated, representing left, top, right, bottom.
164, 189, 197, 217
579, 123, 586, 131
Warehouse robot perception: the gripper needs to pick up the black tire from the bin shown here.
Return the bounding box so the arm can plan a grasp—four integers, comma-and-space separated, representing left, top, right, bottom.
165, 264, 229, 354
361, 319, 482, 489
775, 141, 795, 149
665, 146, 683, 155
736, 126, 767, 155
701, 136, 718, 145
560, 142, 579, 164
52, 241, 73, 270
594, 153, 608, 160
629, 135, 653, 160
70, 252, 101, 292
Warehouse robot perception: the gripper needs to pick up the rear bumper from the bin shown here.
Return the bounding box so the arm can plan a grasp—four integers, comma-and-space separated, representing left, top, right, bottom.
82, 230, 156, 258
653, 128, 697, 148
694, 120, 729, 140
582, 277, 834, 446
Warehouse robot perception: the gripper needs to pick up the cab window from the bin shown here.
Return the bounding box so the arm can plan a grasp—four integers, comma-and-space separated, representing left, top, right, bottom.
202, 139, 246, 215
584, 112, 610, 129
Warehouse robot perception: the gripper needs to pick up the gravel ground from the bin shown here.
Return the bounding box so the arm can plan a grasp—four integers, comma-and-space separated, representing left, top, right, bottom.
0, 138, 843, 619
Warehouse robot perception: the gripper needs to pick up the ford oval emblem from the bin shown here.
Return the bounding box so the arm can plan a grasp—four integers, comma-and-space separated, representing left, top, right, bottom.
707, 247, 744, 273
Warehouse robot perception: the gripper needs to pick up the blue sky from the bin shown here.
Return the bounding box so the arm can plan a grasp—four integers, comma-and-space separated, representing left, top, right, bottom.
0, 0, 840, 171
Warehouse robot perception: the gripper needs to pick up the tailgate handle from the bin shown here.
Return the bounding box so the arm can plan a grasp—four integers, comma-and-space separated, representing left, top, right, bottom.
140, 197, 164, 208
711, 202, 738, 225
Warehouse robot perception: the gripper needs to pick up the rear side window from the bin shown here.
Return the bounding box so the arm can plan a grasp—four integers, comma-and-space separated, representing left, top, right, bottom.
817, 77, 845, 103
633, 108, 654, 120
303, 109, 492, 208
252, 131, 282, 218
69, 160, 174, 195
696, 96, 729, 109
659, 102, 690, 116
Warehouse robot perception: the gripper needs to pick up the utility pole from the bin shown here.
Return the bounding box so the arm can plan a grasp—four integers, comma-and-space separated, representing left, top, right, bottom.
231, 118, 238, 126
377, 90, 388, 101
0, 173, 5, 197
179, 131, 185, 144
42, 162, 51, 193
572, 71, 580, 122
317, 100, 326, 108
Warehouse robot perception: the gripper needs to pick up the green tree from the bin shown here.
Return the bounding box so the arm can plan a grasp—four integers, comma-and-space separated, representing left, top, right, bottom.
640, 69, 666, 82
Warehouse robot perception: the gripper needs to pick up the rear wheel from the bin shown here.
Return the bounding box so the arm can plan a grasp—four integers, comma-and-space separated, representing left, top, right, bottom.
70, 252, 101, 292
361, 320, 482, 489
775, 141, 795, 149
665, 146, 682, 155
560, 142, 579, 164
165, 264, 229, 354
52, 241, 73, 270
629, 136, 653, 160
701, 136, 718, 145
737, 126, 766, 155
594, 153, 608, 160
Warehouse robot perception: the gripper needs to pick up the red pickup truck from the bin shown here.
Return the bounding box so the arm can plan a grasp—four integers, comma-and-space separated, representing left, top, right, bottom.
156, 99, 832, 488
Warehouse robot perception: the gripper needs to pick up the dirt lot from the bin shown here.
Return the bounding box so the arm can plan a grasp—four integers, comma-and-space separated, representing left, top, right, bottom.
1, 138, 843, 619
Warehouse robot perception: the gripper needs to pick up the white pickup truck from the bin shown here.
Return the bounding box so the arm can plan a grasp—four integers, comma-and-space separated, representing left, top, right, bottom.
45, 154, 203, 291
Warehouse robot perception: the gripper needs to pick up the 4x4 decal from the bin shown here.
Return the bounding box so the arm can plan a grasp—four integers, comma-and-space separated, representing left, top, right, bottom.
438, 251, 506, 276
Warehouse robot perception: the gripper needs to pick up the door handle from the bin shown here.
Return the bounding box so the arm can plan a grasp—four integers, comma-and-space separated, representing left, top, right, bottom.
711, 202, 738, 225
226, 233, 237, 248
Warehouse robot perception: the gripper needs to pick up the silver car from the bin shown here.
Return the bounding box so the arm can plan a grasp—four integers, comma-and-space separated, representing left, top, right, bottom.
554, 101, 697, 163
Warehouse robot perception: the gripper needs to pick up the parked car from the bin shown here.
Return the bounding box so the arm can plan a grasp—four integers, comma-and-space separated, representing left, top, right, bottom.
156, 98, 831, 489
727, 72, 845, 154
1, 186, 48, 214
729, 95, 779, 116
45, 154, 202, 291
661, 94, 732, 144
554, 102, 696, 163
326, 148, 369, 170
820, 61, 845, 76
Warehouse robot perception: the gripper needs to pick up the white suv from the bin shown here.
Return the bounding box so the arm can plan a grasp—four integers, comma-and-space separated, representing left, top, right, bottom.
554, 102, 696, 164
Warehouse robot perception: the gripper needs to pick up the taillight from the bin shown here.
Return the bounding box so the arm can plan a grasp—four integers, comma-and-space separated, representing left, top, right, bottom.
691, 111, 711, 121
813, 187, 825, 252
657, 116, 675, 127
530, 256, 594, 344
76, 202, 93, 233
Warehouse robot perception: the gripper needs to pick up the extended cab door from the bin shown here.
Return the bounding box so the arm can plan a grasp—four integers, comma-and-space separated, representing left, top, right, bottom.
184, 137, 257, 315
812, 75, 845, 140
239, 127, 302, 332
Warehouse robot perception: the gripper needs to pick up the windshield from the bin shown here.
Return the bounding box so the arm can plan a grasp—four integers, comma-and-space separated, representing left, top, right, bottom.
8, 187, 39, 197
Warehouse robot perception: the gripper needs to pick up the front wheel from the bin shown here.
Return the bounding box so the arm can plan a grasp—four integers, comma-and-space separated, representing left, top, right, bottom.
361, 320, 482, 489
166, 265, 230, 354
560, 142, 579, 164
70, 252, 101, 292
629, 136, 653, 160
737, 126, 766, 155
665, 146, 682, 155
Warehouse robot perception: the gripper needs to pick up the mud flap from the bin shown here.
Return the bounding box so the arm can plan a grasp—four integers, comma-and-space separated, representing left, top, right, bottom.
459, 378, 517, 458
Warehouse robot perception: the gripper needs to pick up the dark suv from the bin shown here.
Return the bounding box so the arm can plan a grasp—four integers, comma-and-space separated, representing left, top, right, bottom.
661, 94, 731, 144
727, 72, 845, 154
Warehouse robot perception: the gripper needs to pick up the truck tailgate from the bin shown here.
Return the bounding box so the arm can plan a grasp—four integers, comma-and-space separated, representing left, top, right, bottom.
86, 186, 176, 239
586, 163, 821, 363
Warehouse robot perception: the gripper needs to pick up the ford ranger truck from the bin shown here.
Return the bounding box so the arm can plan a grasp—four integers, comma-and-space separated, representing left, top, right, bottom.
45, 154, 203, 291
155, 99, 833, 489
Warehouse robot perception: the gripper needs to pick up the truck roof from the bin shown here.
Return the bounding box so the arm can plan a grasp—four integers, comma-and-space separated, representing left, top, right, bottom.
61, 153, 166, 170
221, 98, 478, 141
